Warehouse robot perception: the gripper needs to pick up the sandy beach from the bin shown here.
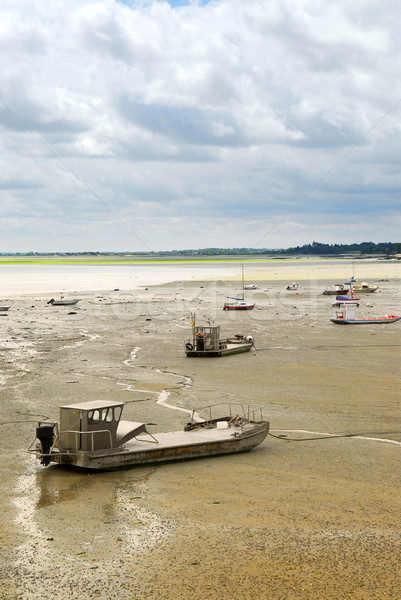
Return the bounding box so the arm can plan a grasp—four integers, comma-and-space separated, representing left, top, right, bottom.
1, 258, 400, 599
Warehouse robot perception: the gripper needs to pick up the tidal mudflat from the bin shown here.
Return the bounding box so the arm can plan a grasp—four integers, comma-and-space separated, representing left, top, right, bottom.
1, 258, 400, 599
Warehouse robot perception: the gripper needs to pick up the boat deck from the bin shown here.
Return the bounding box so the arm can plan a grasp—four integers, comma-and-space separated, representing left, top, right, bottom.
104, 423, 261, 454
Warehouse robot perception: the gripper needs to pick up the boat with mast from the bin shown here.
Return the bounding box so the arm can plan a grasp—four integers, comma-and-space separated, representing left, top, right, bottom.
224, 265, 255, 310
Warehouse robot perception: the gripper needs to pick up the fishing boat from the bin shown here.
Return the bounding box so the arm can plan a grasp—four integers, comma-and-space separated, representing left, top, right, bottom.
47, 297, 80, 306
286, 283, 300, 291
185, 319, 254, 357
224, 264, 255, 310
330, 304, 401, 325
349, 281, 378, 293
323, 284, 349, 295
29, 400, 270, 470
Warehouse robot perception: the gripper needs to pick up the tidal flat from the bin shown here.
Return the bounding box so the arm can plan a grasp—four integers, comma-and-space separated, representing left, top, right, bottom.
1, 259, 400, 599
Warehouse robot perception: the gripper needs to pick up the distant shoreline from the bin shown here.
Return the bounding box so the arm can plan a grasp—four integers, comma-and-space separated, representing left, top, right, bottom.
1, 256, 399, 296
0, 254, 395, 266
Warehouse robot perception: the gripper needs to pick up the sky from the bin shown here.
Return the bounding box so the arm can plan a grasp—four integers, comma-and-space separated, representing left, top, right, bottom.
0, 0, 400, 253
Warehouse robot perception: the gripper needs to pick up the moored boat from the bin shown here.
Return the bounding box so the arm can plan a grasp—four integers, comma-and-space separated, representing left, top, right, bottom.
30, 400, 270, 470
0, 306, 10, 312
330, 304, 400, 325
47, 297, 80, 306
286, 283, 300, 291
224, 264, 255, 310
349, 281, 378, 293
185, 319, 254, 357
332, 295, 360, 307
243, 284, 258, 290
223, 297, 255, 310
323, 284, 349, 295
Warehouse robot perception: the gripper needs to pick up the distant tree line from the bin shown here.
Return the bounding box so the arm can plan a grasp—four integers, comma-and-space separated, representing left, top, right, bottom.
282, 241, 401, 256
175, 242, 401, 256
1, 242, 400, 257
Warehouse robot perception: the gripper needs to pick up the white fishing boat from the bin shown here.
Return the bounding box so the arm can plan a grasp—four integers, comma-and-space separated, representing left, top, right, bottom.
30, 400, 270, 470
185, 318, 254, 357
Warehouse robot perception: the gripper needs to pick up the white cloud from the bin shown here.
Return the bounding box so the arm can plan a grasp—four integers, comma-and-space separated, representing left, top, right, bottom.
0, 0, 400, 251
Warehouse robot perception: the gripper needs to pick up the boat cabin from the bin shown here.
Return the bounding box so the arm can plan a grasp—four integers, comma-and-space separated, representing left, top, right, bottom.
334, 305, 355, 320
58, 400, 149, 452
189, 324, 222, 353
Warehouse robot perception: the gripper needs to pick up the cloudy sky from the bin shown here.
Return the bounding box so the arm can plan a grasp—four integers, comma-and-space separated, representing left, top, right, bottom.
0, 0, 400, 252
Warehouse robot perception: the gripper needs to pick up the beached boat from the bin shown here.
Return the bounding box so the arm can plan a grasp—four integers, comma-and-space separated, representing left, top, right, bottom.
243, 284, 258, 290
332, 298, 359, 307
335, 295, 360, 302
30, 400, 269, 470
185, 320, 254, 357
47, 297, 80, 306
323, 284, 349, 295
330, 304, 400, 325
0, 306, 10, 312
350, 282, 378, 293
223, 297, 255, 310
224, 264, 255, 310
286, 283, 300, 291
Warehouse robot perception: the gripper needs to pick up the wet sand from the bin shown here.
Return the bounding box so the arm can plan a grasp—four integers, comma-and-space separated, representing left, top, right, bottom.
1, 262, 400, 599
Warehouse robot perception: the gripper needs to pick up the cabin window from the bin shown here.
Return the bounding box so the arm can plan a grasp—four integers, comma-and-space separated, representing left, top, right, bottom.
101, 408, 114, 423
88, 410, 100, 424
114, 406, 122, 421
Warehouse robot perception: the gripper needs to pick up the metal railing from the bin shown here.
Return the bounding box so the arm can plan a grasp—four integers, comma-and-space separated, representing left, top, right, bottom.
187, 403, 265, 427
58, 429, 113, 451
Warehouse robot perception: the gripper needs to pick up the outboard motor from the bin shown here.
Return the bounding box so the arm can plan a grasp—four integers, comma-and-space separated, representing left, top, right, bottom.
36, 424, 55, 466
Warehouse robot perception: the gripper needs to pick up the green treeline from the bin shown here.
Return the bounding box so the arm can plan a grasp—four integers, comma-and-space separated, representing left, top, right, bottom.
1, 241, 400, 257
178, 241, 401, 256
282, 241, 401, 255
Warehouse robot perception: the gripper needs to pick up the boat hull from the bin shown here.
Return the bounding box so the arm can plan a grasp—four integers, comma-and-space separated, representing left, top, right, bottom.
331, 316, 401, 325
223, 304, 255, 310
185, 343, 253, 357
323, 289, 349, 295
51, 300, 79, 306
35, 423, 269, 470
